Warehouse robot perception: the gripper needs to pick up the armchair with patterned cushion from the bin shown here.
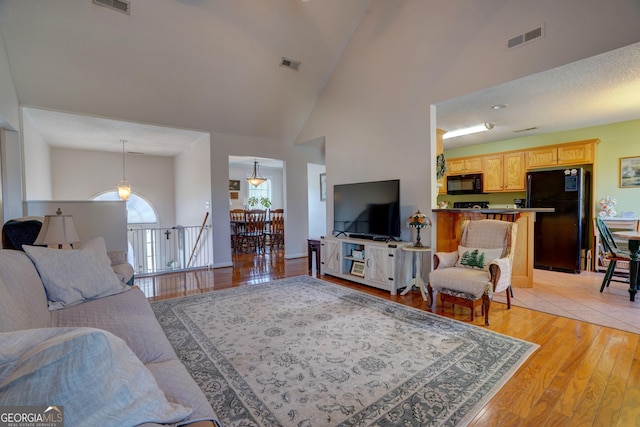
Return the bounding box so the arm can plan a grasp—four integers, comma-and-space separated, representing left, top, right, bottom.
427, 219, 517, 326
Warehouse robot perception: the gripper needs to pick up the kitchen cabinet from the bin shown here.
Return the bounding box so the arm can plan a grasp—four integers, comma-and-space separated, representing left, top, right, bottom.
526, 147, 557, 169
443, 139, 598, 194
558, 142, 595, 165
447, 157, 483, 175
504, 152, 526, 190
526, 139, 598, 169
483, 152, 525, 192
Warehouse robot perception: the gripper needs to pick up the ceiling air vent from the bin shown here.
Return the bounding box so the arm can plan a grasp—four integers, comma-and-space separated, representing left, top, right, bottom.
280, 57, 301, 71
507, 24, 545, 49
513, 127, 539, 133
93, 0, 130, 15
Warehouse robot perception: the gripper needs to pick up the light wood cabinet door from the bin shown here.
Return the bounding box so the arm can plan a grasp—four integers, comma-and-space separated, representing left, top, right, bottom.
526, 147, 557, 169
557, 143, 594, 165
483, 154, 504, 192
483, 152, 525, 192
447, 157, 483, 175
503, 152, 525, 191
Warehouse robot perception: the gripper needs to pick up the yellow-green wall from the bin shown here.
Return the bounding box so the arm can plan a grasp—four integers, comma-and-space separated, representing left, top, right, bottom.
441, 118, 640, 215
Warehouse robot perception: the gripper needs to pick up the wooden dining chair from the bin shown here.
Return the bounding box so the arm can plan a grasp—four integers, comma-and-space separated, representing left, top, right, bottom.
267, 209, 284, 249
595, 217, 631, 291
230, 209, 245, 253
242, 209, 267, 253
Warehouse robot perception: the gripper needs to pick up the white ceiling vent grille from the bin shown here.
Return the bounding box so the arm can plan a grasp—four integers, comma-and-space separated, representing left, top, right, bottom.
513, 126, 539, 133
93, 0, 130, 15
280, 57, 301, 71
507, 24, 545, 49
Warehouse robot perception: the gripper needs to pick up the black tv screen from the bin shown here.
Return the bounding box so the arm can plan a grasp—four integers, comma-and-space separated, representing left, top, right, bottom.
333, 179, 401, 239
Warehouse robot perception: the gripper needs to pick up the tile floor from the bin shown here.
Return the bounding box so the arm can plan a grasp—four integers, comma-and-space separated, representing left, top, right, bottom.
493, 268, 640, 334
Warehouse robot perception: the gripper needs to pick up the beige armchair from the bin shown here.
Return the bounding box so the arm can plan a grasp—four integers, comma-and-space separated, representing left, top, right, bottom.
427, 219, 517, 326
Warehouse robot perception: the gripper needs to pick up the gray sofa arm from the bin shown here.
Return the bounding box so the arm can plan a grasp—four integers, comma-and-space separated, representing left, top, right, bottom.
108, 250, 134, 285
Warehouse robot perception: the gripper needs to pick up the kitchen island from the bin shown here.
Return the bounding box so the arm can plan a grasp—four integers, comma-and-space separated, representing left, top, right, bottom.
432, 208, 554, 288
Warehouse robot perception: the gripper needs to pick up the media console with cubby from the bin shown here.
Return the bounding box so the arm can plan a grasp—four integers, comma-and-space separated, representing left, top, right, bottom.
320, 235, 412, 295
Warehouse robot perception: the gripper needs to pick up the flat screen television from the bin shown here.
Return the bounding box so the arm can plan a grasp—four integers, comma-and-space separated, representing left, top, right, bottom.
333, 179, 401, 239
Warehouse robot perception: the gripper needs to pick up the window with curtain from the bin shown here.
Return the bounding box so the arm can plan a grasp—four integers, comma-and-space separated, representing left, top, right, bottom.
247, 179, 271, 207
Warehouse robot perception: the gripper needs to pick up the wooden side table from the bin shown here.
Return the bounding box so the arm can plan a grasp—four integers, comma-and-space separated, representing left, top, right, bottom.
401, 245, 432, 301
307, 238, 321, 273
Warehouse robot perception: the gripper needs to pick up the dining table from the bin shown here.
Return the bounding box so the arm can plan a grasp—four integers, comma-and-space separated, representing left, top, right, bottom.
613, 230, 640, 301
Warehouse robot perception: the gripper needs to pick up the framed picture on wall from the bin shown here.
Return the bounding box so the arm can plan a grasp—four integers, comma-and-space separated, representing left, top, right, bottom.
620, 156, 640, 188
320, 173, 326, 201
229, 180, 241, 191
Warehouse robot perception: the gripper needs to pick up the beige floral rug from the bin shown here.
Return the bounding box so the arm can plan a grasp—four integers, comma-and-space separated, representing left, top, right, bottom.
152, 276, 538, 426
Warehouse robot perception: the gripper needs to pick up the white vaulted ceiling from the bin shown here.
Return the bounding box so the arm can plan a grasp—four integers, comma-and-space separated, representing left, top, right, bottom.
1, 1, 640, 155
0, 0, 369, 153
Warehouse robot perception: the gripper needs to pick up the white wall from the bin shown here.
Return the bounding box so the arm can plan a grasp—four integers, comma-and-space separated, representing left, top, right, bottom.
22, 112, 52, 200
174, 134, 212, 268
307, 163, 326, 239
211, 132, 324, 267
49, 147, 176, 228
298, 0, 640, 247
0, 28, 18, 131
1, 130, 23, 221
0, 29, 20, 225
175, 134, 211, 227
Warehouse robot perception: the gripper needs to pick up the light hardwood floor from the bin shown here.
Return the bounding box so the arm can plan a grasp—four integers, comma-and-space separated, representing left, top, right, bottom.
137, 250, 640, 426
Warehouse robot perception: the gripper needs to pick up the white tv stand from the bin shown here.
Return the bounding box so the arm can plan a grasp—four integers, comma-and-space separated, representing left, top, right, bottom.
320, 235, 411, 295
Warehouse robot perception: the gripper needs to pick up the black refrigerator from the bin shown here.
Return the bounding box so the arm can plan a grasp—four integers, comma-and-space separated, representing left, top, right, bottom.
526, 168, 590, 273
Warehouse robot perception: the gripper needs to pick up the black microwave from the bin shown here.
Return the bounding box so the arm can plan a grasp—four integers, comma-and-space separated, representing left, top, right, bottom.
447, 173, 484, 195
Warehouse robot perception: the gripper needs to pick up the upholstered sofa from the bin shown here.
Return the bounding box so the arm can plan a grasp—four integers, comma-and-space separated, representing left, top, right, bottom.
0, 238, 220, 427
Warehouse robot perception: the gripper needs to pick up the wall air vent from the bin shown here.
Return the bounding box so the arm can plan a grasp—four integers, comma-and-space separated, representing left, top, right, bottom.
507, 24, 545, 49
280, 57, 301, 71
93, 0, 130, 15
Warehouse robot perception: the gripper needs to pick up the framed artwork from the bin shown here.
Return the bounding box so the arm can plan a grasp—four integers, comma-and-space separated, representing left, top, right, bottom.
320, 173, 326, 201
229, 180, 240, 191
230, 191, 239, 200
350, 261, 365, 277
620, 156, 640, 188
351, 249, 364, 260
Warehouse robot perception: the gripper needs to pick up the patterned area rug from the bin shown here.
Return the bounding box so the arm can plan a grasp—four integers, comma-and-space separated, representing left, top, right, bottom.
152, 276, 538, 426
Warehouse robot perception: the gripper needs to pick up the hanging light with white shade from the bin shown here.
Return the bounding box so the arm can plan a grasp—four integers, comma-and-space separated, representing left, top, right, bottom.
117, 139, 131, 201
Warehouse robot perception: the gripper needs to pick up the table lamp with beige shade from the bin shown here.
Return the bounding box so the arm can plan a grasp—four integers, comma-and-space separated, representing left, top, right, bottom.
33, 209, 81, 249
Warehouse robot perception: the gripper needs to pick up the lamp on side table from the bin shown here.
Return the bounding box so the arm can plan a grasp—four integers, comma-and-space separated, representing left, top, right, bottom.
33, 209, 81, 249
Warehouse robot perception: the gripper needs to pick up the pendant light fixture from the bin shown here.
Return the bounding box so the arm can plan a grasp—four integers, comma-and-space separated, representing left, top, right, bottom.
246, 159, 267, 187
117, 139, 131, 201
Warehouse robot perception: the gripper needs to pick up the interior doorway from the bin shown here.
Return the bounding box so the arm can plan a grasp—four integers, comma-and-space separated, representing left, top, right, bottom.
228, 156, 285, 256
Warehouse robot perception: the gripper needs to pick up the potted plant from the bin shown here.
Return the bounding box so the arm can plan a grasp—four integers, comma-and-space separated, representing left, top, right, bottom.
247, 197, 271, 209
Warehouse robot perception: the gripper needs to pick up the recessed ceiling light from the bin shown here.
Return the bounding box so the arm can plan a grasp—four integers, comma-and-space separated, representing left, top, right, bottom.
491, 104, 508, 110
